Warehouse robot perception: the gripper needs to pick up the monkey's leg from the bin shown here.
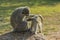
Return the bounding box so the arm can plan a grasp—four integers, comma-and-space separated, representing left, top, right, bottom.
30, 19, 38, 34
38, 22, 43, 33
35, 24, 39, 34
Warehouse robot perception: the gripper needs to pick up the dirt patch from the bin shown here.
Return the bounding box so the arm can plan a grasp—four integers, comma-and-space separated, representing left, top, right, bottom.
46, 31, 60, 40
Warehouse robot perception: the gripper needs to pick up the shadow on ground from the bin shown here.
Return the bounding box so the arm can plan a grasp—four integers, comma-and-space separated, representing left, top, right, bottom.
0, 31, 45, 40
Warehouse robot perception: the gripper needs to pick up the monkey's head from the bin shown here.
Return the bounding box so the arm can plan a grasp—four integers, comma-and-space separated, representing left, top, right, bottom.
22, 7, 30, 16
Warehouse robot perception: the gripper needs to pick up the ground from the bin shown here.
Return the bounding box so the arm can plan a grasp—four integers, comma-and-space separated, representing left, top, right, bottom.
46, 31, 60, 40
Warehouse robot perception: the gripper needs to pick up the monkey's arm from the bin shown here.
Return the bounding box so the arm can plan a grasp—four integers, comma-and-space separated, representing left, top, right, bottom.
26, 17, 35, 21
26, 14, 36, 21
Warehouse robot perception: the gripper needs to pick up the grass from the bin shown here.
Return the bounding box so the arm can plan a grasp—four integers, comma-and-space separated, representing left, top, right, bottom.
0, 0, 60, 35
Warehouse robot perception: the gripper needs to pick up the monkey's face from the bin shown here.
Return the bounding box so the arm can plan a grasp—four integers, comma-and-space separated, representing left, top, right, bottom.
22, 8, 29, 16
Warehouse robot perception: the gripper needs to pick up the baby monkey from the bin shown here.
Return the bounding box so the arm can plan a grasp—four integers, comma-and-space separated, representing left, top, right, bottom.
25, 14, 43, 34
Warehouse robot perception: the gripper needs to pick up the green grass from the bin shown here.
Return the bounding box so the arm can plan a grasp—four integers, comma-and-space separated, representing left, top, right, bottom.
0, 0, 60, 35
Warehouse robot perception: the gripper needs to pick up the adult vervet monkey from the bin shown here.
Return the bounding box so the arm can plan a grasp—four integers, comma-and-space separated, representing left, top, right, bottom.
10, 6, 43, 34
10, 7, 30, 32
26, 14, 43, 34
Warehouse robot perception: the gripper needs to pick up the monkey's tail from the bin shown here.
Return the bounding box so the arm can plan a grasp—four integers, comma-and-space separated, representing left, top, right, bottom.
38, 15, 43, 24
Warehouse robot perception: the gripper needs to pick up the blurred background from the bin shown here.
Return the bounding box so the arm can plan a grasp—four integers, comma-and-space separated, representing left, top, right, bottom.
0, 0, 60, 35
